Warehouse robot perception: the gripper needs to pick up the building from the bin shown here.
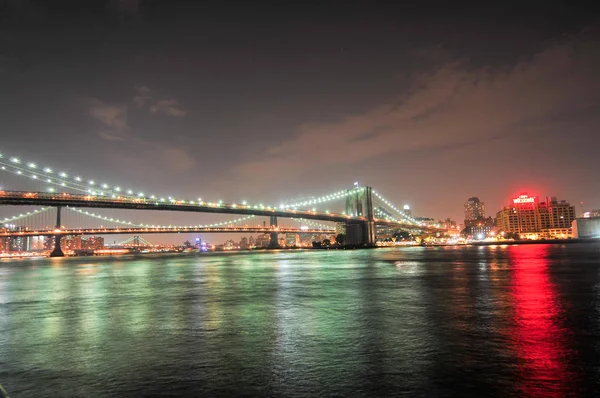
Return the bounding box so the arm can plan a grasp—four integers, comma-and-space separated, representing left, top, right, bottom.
28, 236, 46, 251
0, 237, 10, 252
82, 236, 104, 250
403, 205, 412, 218
223, 240, 236, 250
285, 234, 300, 247
463, 217, 494, 239
464, 197, 485, 222
65, 236, 83, 250
573, 218, 600, 238
254, 234, 271, 248
240, 237, 249, 250
495, 193, 576, 239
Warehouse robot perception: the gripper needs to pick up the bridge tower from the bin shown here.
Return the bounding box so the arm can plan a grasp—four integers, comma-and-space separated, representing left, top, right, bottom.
345, 189, 364, 216
50, 206, 65, 257
344, 186, 375, 248
364, 186, 375, 246
268, 216, 280, 249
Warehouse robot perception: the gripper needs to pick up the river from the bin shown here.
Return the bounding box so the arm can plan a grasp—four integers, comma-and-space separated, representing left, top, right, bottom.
1, 244, 600, 396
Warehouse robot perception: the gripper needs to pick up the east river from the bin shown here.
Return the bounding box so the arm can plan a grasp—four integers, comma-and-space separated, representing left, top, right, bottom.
1, 244, 600, 397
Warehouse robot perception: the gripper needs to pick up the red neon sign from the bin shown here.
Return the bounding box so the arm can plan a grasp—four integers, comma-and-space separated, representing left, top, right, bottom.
513, 194, 537, 205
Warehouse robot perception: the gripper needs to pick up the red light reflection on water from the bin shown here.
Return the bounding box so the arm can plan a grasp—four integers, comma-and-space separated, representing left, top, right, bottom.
509, 245, 570, 397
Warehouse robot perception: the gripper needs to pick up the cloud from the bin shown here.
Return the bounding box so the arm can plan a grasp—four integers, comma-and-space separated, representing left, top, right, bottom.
132, 86, 187, 116
85, 93, 195, 172
233, 31, 600, 181
160, 147, 196, 171
133, 85, 152, 107
87, 99, 129, 138
150, 99, 187, 117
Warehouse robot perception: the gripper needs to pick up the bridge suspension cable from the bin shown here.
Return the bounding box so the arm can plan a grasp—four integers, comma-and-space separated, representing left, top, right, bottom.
65, 207, 257, 229
1, 207, 52, 224
116, 235, 154, 247
1, 151, 344, 213
280, 187, 364, 211
372, 189, 419, 225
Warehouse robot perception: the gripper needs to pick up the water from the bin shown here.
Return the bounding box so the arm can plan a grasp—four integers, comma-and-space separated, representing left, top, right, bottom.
1, 244, 600, 397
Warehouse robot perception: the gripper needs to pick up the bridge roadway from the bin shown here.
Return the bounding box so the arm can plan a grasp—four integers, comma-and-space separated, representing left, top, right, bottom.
0, 226, 335, 238
0, 190, 421, 229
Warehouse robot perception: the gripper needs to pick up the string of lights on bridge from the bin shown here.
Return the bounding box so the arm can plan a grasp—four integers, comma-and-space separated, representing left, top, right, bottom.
372, 190, 419, 225
66, 208, 259, 229
1, 207, 51, 224
1, 205, 332, 232
0, 152, 358, 213
1, 151, 419, 226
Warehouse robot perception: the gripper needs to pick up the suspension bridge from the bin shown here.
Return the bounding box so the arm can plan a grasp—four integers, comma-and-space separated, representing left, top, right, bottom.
0, 152, 435, 256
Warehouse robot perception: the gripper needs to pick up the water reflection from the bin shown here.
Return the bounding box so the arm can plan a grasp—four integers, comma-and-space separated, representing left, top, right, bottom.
509, 245, 571, 397
0, 246, 599, 396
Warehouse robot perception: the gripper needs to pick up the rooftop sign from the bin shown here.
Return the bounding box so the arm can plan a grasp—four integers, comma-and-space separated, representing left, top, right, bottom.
513, 194, 536, 205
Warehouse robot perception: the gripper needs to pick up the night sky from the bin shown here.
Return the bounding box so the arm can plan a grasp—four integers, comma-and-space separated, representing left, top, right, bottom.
2, 1, 600, 224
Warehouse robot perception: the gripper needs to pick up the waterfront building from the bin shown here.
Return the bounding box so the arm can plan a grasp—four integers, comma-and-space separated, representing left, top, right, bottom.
0, 237, 9, 252
414, 217, 436, 226
285, 234, 299, 247
573, 218, 600, 238
466, 217, 494, 239
29, 236, 46, 251
82, 236, 104, 250
495, 193, 576, 238
255, 234, 271, 248
240, 237, 249, 250
65, 236, 83, 250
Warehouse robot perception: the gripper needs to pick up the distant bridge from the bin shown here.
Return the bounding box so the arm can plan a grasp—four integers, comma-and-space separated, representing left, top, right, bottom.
0, 226, 334, 238
0, 151, 438, 256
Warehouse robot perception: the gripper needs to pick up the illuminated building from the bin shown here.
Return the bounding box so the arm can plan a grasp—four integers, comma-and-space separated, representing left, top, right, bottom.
464, 197, 485, 222
240, 237, 249, 250
254, 234, 271, 248
414, 217, 436, 226
65, 236, 83, 250
82, 236, 104, 250
495, 193, 576, 238
403, 205, 412, 217
285, 234, 300, 247
224, 240, 236, 250
10, 236, 29, 251
29, 236, 46, 251
0, 237, 9, 251
468, 218, 494, 238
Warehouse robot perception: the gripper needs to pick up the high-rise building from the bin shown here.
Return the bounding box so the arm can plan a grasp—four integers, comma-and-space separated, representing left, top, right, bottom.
464, 197, 485, 223
403, 205, 412, 218
495, 193, 575, 238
